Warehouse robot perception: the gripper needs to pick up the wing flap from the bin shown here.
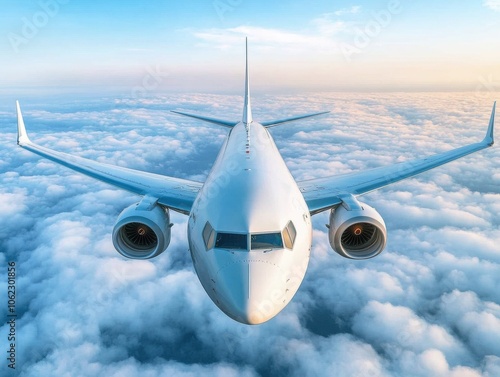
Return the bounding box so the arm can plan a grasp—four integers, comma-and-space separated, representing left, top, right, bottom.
17, 102, 202, 215
300, 102, 496, 215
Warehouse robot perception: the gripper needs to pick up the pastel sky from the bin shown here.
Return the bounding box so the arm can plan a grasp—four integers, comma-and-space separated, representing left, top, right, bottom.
1, 0, 500, 93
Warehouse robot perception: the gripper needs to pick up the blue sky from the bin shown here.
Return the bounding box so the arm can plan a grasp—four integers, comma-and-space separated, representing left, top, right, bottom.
1, 0, 500, 94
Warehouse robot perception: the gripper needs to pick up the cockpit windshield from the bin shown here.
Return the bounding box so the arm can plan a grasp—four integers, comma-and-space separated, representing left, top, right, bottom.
251, 233, 283, 249
207, 227, 290, 251
215, 232, 248, 250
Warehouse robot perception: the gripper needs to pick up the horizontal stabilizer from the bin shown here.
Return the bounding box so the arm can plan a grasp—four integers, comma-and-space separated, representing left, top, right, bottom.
261, 111, 330, 128
171, 110, 238, 128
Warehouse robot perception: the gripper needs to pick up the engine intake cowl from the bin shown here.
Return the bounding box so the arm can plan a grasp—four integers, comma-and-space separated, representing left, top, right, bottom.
328, 201, 387, 260
112, 203, 171, 259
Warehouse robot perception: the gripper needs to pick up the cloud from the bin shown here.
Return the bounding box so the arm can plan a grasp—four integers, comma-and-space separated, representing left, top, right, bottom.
484, 0, 500, 11
312, 6, 362, 37
188, 7, 367, 53
191, 4, 367, 51
311, 16, 347, 37
191, 25, 334, 51
0, 92, 499, 376
334, 6, 362, 16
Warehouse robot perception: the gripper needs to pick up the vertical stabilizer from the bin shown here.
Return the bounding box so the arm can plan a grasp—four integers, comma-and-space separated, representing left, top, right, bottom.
243, 38, 253, 125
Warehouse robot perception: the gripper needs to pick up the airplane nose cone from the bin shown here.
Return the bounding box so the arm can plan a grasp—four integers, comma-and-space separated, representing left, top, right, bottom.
216, 259, 286, 325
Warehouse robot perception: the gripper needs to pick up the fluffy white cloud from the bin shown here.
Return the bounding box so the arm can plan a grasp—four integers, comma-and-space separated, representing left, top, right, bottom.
0, 92, 499, 376
484, 0, 500, 11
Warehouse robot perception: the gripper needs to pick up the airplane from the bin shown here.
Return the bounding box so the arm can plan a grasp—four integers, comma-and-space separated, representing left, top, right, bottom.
16, 41, 495, 325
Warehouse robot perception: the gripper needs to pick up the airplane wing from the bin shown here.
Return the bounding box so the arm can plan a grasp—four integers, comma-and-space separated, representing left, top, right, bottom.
16, 101, 202, 215
299, 102, 496, 215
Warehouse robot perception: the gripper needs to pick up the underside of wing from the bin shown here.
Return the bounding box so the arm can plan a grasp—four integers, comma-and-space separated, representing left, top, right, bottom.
299, 102, 496, 215
17, 102, 202, 215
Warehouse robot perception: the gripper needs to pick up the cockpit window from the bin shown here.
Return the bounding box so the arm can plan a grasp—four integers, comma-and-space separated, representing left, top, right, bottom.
202, 222, 215, 250
215, 232, 248, 250
282, 221, 297, 249
251, 233, 283, 249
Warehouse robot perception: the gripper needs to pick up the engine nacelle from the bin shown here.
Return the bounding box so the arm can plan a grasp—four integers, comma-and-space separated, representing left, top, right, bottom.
112, 202, 171, 259
329, 201, 387, 260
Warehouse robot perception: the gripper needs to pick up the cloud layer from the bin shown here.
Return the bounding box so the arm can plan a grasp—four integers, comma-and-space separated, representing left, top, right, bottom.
1, 92, 499, 376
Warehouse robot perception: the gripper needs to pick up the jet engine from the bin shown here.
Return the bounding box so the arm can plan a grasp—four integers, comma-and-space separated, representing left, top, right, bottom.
112, 202, 172, 259
328, 200, 387, 260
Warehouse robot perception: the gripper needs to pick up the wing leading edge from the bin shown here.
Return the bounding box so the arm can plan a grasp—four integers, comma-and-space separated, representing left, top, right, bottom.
16, 101, 202, 215
300, 102, 496, 215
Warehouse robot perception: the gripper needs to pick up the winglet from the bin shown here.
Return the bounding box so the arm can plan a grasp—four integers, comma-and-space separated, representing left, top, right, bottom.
483, 101, 496, 146
16, 101, 31, 145
242, 37, 253, 125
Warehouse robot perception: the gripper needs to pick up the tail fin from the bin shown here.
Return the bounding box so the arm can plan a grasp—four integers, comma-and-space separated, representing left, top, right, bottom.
242, 38, 253, 125
171, 39, 253, 128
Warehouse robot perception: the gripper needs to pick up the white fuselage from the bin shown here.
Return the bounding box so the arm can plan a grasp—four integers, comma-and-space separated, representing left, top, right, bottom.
188, 121, 312, 324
